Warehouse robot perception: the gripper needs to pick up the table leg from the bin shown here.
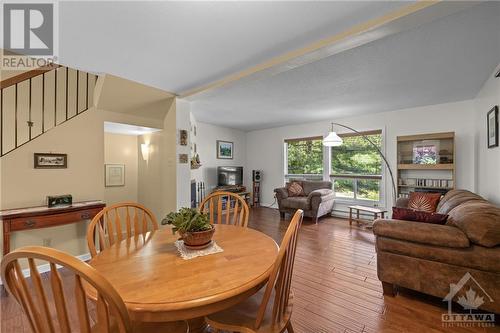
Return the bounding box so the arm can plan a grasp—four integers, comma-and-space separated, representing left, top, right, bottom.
381, 212, 385, 219
188, 317, 208, 333
356, 209, 360, 225
374, 213, 378, 221
349, 208, 352, 226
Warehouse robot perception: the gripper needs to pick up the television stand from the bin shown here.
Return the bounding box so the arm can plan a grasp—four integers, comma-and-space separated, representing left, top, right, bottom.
214, 185, 246, 193
212, 186, 251, 205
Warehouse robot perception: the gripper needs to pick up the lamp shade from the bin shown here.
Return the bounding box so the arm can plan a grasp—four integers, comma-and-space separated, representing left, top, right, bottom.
323, 131, 343, 147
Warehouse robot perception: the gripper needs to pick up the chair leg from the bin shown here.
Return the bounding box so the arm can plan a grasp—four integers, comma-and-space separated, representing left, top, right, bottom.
280, 212, 286, 219
286, 321, 295, 333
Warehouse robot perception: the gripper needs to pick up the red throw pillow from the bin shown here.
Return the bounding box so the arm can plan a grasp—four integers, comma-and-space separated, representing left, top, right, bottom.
408, 192, 442, 212
392, 207, 448, 224
287, 181, 304, 197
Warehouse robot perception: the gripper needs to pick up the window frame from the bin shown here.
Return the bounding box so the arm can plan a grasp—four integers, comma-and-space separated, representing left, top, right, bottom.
282, 130, 386, 206
283, 136, 327, 182
329, 130, 385, 205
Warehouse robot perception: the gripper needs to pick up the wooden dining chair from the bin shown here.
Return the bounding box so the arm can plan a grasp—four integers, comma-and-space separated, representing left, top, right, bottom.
1, 246, 189, 333
205, 209, 303, 333
199, 191, 250, 227
87, 202, 158, 257
1, 246, 132, 333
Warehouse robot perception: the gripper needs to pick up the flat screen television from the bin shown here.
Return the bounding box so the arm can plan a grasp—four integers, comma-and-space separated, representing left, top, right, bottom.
217, 166, 243, 186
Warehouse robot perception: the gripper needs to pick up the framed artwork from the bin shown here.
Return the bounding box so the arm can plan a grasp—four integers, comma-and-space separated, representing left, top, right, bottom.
179, 129, 188, 146
34, 153, 67, 169
179, 153, 188, 164
487, 106, 498, 148
105, 164, 125, 187
217, 140, 233, 159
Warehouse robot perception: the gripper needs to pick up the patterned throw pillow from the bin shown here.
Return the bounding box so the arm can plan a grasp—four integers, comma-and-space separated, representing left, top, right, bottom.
287, 181, 304, 197
392, 207, 448, 224
408, 192, 442, 212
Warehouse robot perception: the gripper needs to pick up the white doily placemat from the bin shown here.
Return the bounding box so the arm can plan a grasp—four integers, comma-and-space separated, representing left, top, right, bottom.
174, 240, 223, 260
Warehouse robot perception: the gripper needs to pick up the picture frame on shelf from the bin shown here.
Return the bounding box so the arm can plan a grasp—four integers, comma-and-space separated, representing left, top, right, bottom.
105, 164, 125, 187
34, 153, 67, 169
217, 140, 233, 159
487, 106, 498, 148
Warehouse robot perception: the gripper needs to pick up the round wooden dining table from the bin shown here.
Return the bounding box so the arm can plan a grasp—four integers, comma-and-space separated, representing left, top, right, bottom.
87, 224, 279, 332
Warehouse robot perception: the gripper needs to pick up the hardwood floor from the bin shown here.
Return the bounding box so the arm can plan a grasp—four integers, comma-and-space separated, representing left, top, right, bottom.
1, 207, 498, 332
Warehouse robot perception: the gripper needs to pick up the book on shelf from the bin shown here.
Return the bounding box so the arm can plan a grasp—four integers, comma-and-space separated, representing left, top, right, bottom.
398, 177, 453, 189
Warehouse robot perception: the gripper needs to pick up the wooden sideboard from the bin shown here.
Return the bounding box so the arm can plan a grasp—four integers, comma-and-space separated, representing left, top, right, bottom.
0, 201, 105, 255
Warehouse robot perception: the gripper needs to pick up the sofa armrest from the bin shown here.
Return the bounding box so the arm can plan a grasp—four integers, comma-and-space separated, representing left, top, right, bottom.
274, 187, 289, 199
308, 189, 335, 208
308, 188, 333, 198
373, 219, 470, 248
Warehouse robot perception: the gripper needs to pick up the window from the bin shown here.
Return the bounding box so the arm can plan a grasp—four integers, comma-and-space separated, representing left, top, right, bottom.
284, 137, 323, 182
330, 130, 383, 202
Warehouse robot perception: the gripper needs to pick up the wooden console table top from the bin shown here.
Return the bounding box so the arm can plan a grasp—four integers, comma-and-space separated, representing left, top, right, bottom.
1, 200, 105, 255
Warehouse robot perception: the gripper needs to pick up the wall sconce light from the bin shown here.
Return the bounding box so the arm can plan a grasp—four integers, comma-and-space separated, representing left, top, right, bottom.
141, 143, 150, 161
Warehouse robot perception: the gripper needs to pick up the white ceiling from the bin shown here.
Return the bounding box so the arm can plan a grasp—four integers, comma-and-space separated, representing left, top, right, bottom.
58, 1, 409, 93
57, 2, 500, 132
190, 2, 500, 131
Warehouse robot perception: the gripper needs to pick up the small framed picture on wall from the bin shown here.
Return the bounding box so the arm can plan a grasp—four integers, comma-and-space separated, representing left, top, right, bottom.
487, 106, 498, 148
217, 140, 233, 159
105, 164, 125, 187
34, 153, 67, 169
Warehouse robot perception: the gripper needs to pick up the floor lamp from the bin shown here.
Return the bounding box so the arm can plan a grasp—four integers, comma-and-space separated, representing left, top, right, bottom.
323, 122, 397, 205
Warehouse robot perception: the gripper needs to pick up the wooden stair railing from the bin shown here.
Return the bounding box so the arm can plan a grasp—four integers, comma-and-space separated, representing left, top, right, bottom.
0, 65, 98, 157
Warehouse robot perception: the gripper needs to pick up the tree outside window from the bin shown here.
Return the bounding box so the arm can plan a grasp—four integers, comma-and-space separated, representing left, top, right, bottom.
331, 132, 382, 202
285, 137, 323, 181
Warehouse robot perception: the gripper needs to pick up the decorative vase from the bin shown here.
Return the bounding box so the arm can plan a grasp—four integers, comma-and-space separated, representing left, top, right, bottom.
181, 225, 215, 247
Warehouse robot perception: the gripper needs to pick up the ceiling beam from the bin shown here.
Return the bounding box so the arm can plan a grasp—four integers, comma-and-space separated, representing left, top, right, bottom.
181, 0, 477, 99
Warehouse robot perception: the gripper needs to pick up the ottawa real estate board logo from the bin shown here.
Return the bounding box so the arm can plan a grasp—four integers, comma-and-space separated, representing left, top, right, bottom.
442, 272, 495, 328
2, 2, 58, 70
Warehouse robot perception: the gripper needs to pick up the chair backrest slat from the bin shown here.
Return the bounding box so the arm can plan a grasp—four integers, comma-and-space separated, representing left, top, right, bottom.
199, 191, 250, 228
74, 275, 91, 333
96, 294, 111, 333
50, 262, 71, 333
87, 202, 158, 257
1, 246, 132, 333
28, 258, 54, 333
255, 209, 303, 329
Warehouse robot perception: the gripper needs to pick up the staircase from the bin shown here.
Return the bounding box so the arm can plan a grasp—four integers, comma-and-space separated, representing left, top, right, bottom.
0, 66, 98, 156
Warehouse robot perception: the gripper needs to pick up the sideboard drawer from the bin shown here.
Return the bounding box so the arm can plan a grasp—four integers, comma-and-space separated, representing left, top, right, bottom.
9, 208, 102, 231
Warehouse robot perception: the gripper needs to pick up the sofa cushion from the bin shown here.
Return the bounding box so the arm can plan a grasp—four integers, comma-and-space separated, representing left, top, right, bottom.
392, 207, 448, 224
447, 201, 500, 248
281, 197, 310, 210
287, 181, 304, 197
377, 237, 500, 273
302, 181, 331, 195
373, 219, 469, 248
408, 192, 441, 212
436, 189, 485, 215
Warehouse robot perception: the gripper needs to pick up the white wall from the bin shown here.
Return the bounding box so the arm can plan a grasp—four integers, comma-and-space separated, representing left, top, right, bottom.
246, 100, 476, 210
190, 116, 247, 193
104, 132, 138, 205
176, 99, 192, 208
474, 64, 500, 205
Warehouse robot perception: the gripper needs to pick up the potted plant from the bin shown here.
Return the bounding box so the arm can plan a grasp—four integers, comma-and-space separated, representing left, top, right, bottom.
162, 207, 214, 248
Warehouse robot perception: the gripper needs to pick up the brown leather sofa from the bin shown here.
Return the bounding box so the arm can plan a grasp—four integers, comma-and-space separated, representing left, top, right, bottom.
373, 190, 500, 314
274, 181, 334, 223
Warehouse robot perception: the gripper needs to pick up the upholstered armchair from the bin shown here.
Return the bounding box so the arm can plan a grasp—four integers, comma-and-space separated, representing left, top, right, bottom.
274, 181, 334, 223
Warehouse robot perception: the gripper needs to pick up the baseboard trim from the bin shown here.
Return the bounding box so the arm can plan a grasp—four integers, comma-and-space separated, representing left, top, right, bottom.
0, 252, 91, 285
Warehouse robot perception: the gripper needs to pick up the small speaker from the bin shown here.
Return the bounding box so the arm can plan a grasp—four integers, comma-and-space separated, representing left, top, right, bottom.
252, 170, 262, 182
